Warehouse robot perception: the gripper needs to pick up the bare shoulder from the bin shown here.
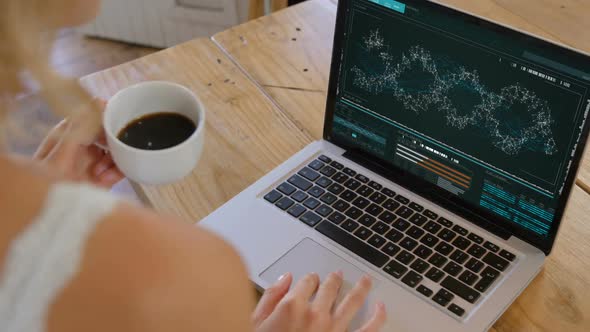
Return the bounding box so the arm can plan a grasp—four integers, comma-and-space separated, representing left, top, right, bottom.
47, 203, 256, 332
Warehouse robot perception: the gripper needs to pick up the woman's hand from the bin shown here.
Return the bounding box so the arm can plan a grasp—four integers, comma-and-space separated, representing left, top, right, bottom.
253, 272, 387, 332
34, 100, 124, 188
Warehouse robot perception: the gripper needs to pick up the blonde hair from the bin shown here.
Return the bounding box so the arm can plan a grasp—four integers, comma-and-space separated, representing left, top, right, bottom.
0, 0, 102, 149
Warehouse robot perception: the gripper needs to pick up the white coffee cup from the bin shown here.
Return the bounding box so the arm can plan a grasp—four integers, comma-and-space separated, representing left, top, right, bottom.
103, 81, 206, 185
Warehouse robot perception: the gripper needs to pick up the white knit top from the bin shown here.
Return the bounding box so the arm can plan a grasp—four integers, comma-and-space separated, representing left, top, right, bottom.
0, 183, 119, 332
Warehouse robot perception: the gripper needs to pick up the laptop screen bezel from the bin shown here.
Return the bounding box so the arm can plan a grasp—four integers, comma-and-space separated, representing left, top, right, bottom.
323, 0, 590, 255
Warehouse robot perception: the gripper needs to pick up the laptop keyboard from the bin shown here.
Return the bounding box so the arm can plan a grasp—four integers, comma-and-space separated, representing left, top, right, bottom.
263, 154, 517, 319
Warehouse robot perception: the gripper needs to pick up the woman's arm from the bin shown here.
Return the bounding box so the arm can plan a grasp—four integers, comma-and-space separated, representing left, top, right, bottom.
46, 203, 256, 332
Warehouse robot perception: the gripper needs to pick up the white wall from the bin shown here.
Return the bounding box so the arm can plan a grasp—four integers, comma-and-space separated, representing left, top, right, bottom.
79, 0, 249, 48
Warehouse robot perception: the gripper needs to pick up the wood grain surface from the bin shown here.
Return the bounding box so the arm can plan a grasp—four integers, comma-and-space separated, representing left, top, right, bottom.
82, 39, 312, 221
213, 0, 590, 191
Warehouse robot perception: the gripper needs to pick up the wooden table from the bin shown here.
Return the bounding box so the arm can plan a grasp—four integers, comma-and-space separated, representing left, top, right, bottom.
81, 0, 590, 331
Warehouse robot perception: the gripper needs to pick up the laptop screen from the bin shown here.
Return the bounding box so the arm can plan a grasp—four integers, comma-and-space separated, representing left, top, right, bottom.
327, 0, 590, 246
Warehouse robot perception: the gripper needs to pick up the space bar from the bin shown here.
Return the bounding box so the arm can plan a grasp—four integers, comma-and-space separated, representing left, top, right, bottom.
316, 221, 389, 267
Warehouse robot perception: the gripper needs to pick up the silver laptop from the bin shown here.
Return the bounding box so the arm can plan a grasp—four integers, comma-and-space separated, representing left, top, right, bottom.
201, 0, 590, 330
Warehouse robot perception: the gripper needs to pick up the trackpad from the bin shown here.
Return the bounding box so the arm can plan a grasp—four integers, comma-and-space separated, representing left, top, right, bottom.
260, 238, 381, 330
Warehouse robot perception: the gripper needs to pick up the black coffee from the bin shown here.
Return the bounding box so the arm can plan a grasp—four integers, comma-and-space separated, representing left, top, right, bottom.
117, 112, 196, 150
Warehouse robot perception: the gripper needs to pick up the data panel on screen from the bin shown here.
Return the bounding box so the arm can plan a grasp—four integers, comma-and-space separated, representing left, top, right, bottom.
332, 0, 590, 237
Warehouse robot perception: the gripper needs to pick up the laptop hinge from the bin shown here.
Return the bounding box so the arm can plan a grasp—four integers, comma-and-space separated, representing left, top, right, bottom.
343, 149, 512, 241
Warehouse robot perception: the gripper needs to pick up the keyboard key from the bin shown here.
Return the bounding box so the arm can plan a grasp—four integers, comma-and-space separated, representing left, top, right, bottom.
425, 267, 445, 282
328, 212, 346, 225
385, 229, 404, 243
327, 183, 345, 195
308, 159, 325, 171
409, 214, 428, 226
308, 186, 326, 198
417, 285, 433, 298
298, 167, 320, 181
352, 197, 370, 209
438, 228, 457, 242
287, 204, 306, 218
467, 233, 484, 244
383, 199, 401, 212
288, 175, 313, 191
392, 218, 411, 232
382, 188, 396, 197
443, 261, 463, 277
434, 242, 453, 256
407, 226, 425, 239
343, 219, 360, 232
452, 224, 468, 236
433, 289, 452, 307
316, 176, 333, 188
394, 195, 409, 205
423, 209, 438, 220
414, 245, 433, 259
356, 185, 374, 197
483, 252, 510, 271
291, 191, 308, 203
355, 174, 370, 183
401, 270, 423, 288
368, 234, 387, 248
424, 221, 442, 234
342, 167, 356, 177
410, 258, 430, 274
467, 244, 486, 259
276, 197, 295, 210
437, 288, 455, 302
316, 221, 388, 267
475, 276, 496, 293
428, 253, 448, 268
383, 260, 408, 279
366, 203, 384, 217
448, 304, 465, 317
264, 190, 282, 203
300, 211, 322, 227
450, 250, 469, 264
499, 249, 516, 261
395, 206, 414, 219
344, 178, 361, 190
320, 193, 338, 205
358, 214, 377, 227
369, 192, 386, 204
303, 197, 320, 210
481, 266, 501, 280
459, 270, 479, 286
400, 237, 419, 251
452, 236, 471, 250
333, 200, 350, 212
330, 160, 344, 170
420, 234, 439, 248
278, 182, 296, 195
318, 155, 331, 163
341, 190, 358, 202
441, 276, 481, 303
320, 166, 337, 177
371, 222, 390, 235
316, 204, 333, 217
483, 241, 500, 253
378, 211, 396, 224
382, 242, 401, 256
409, 202, 424, 212
368, 180, 382, 191
354, 226, 373, 240
437, 217, 453, 228
395, 250, 415, 265
345, 207, 363, 220
332, 172, 349, 184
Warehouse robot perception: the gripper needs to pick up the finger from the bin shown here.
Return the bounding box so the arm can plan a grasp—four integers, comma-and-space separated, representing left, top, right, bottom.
95, 167, 125, 188
34, 120, 69, 160
252, 273, 293, 327
46, 137, 83, 173
356, 302, 386, 332
334, 275, 373, 330
92, 153, 116, 177
312, 271, 343, 312
289, 273, 320, 302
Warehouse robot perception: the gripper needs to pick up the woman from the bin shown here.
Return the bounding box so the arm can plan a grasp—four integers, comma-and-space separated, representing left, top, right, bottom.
0, 1, 387, 331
